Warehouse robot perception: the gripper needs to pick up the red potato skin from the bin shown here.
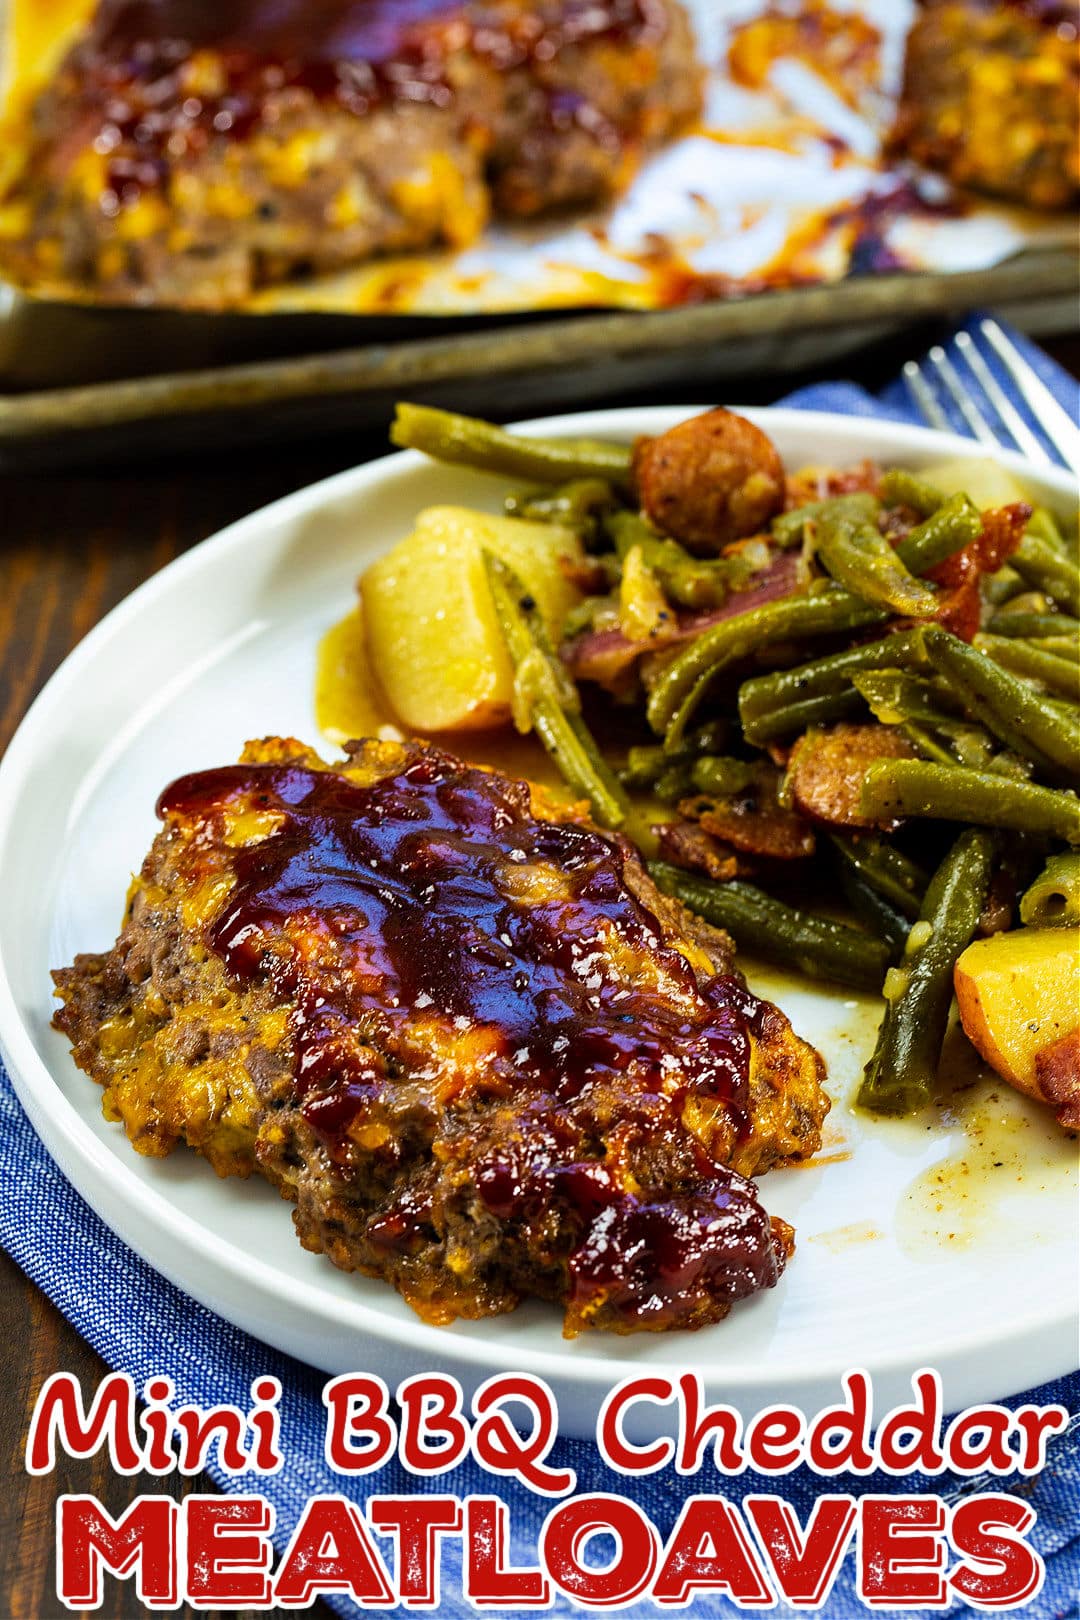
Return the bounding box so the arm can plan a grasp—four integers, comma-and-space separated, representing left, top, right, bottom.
1035, 1027, 1080, 1131
633, 408, 786, 553
890, 0, 1080, 210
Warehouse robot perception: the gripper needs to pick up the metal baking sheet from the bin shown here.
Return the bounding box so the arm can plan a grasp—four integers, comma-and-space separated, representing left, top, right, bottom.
1, 250, 1075, 468
2, 0, 1073, 324
0, 0, 1075, 460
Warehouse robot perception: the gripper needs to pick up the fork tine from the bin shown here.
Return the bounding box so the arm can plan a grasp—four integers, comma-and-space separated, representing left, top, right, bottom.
927, 346, 1000, 447
903, 359, 951, 433
980, 318, 1080, 475
953, 331, 1055, 468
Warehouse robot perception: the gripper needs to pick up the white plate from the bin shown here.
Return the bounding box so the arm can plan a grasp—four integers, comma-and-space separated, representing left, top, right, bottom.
0, 408, 1076, 1439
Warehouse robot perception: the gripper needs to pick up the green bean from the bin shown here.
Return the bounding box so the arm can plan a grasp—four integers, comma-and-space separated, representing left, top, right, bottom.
880, 468, 945, 517
926, 724, 996, 772
1027, 507, 1073, 556
851, 668, 963, 729
858, 828, 997, 1116
690, 756, 758, 797
654, 765, 696, 804
504, 478, 615, 540
562, 592, 614, 642
1020, 852, 1080, 928
775, 488, 974, 579
988, 611, 1080, 640
826, 833, 926, 920
1012, 533, 1080, 617
900, 722, 959, 766
620, 745, 669, 789
392, 403, 633, 489
737, 630, 928, 743
643, 486, 1001, 751
836, 864, 909, 956
936, 733, 1030, 782
850, 673, 958, 763
685, 722, 733, 756
619, 723, 729, 788
652, 495, 980, 744
1032, 636, 1080, 660
814, 509, 941, 616
648, 586, 882, 742
983, 566, 1026, 607
893, 493, 982, 576
860, 759, 1080, 843
739, 689, 865, 743
607, 510, 661, 560
983, 751, 1035, 782
953, 736, 1032, 780
771, 492, 878, 549
605, 511, 749, 609
847, 670, 1018, 773
973, 634, 1080, 702
483, 553, 631, 832
920, 626, 1080, 780
650, 863, 891, 989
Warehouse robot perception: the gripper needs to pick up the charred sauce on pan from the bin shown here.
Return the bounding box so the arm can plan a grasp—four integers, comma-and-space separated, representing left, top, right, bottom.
159, 749, 760, 1136
159, 749, 780, 1315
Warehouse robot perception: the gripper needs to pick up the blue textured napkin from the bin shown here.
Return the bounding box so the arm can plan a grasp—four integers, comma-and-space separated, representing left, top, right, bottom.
1, 315, 1077, 1618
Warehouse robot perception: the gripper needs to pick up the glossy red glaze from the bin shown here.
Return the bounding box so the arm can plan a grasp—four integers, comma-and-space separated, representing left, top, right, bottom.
69, 0, 660, 202
157, 749, 780, 1324
158, 750, 758, 1146
93, 0, 464, 62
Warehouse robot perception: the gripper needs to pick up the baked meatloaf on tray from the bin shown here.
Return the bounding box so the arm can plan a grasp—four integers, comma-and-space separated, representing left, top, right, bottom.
53, 737, 828, 1335
891, 0, 1079, 210
0, 0, 701, 307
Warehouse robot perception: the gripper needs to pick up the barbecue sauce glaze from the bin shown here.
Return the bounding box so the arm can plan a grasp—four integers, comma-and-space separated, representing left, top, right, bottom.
72, 0, 665, 201
159, 746, 786, 1326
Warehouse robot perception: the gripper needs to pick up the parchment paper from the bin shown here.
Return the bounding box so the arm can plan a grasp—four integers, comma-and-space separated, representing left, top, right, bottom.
0, 0, 1073, 315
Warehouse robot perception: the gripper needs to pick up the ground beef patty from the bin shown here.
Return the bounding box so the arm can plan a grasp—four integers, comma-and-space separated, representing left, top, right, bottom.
1, 0, 702, 307
890, 0, 1079, 210
53, 736, 829, 1335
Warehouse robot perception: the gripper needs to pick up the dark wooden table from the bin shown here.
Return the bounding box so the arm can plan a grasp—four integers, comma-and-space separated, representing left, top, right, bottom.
2, 325, 1076, 1618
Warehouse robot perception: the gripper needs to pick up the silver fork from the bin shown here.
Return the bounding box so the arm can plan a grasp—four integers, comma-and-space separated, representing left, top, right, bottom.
902, 317, 1080, 477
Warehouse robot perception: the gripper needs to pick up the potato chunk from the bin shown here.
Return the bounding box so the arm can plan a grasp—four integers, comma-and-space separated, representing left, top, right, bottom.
954, 926, 1080, 1126
361, 506, 584, 732
922, 457, 1030, 512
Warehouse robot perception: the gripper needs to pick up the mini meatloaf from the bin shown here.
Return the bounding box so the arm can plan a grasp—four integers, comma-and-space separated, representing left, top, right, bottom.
53, 737, 829, 1334
890, 0, 1079, 209
0, 0, 701, 306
